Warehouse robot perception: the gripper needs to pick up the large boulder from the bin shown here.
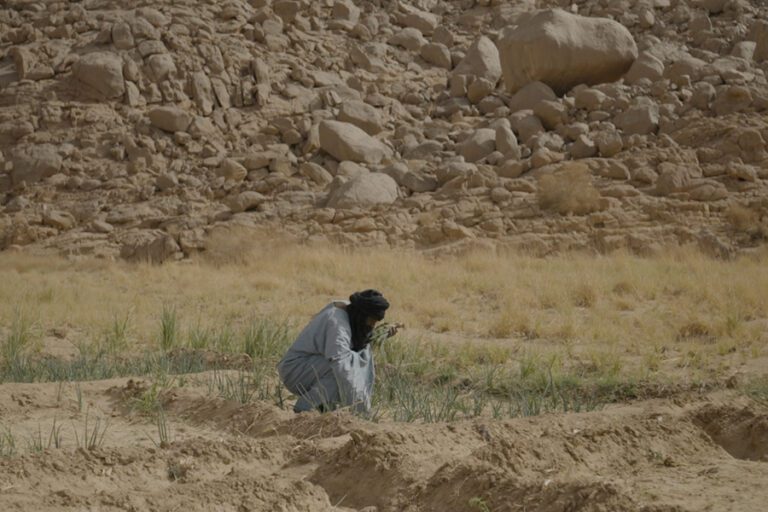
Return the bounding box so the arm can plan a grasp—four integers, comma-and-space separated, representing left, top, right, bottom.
498, 9, 637, 94
72, 52, 125, 99
326, 173, 399, 209
9, 144, 62, 186
450, 36, 502, 85
319, 121, 392, 164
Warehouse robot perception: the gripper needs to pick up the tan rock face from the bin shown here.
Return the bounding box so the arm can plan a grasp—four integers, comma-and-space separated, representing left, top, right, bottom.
498, 9, 638, 94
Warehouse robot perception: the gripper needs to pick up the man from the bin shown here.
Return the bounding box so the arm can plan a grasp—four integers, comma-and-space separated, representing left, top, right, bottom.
277, 289, 396, 413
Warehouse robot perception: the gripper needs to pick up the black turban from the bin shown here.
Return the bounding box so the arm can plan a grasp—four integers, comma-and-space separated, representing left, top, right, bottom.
346, 289, 389, 351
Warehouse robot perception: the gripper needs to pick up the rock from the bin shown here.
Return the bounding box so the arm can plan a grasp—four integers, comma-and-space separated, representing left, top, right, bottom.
333, 0, 360, 23
420, 43, 452, 70
655, 163, 696, 196
574, 88, 608, 111
190, 72, 215, 115
594, 131, 623, 157
451, 36, 502, 85
624, 52, 664, 84
120, 230, 180, 263
401, 171, 438, 193
712, 86, 752, 116
318, 121, 392, 164
72, 52, 125, 99
511, 112, 544, 144
497, 159, 528, 178
690, 82, 716, 110
507, 81, 557, 114
533, 100, 568, 130
495, 126, 520, 158
388, 27, 427, 51
155, 172, 178, 191
145, 53, 176, 82
399, 6, 439, 35
459, 129, 497, 162
467, 78, 496, 104
688, 180, 729, 201
217, 159, 248, 181
90, 220, 114, 234
614, 102, 659, 135
570, 135, 597, 159
752, 20, 768, 62
337, 101, 384, 135
225, 191, 267, 213
498, 9, 638, 94
729, 164, 758, 182
148, 107, 193, 133
111, 22, 135, 49
326, 172, 399, 209
42, 210, 76, 230
300, 162, 334, 186
9, 144, 62, 186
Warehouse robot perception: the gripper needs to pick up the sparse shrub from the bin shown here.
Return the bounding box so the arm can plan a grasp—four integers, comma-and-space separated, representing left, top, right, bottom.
677, 320, 713, 342
160, 305, 179, 352
725, 203, 759, 233
571, 283, 597, 308
537, 164, 603, 215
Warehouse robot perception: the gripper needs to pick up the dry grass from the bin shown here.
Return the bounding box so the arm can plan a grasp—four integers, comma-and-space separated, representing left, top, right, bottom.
1, 234, 767, 383
537, 163, 603, 215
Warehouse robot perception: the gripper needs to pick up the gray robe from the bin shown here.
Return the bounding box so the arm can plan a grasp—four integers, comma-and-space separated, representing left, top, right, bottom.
277, 302, 374, 413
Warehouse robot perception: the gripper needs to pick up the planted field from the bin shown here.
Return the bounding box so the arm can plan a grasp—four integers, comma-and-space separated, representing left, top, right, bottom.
0, 243, 767, 511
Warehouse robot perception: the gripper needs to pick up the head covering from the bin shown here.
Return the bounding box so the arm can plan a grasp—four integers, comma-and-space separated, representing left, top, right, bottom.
346, 289, 389, 351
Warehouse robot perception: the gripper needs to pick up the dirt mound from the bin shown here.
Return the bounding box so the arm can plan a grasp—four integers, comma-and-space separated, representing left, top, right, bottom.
1, 376, 768, 511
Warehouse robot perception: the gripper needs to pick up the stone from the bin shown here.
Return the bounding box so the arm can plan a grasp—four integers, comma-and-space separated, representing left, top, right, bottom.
111, 22, 135, 49
687, 180, 729, 201
712, 86, 752, 116
467, 78, 495, 104
326, 172, 399, 209
399, 6, 439, 35
495, 126, 520, 159
459, 129, 497, 162
570, 134, 597, 159
72, 52, 125, 99
624, 51, 664, 84
42, 210, 76, 230
533, 100, 568, 130
388, 27, 427, 51
225, 191, 266, 213
690, 82, 716, 110
498, 9, 637, 94
511, 112, 544, 144
148, 107, 193, 133
337, 100, 384, 135
318, 121, 392, 164
574, 88, 608, 111
450, 36, 502, 85
217, 158, 248, 181
595, 131, 623, 157
497, 159, 527, 178
300, 162, 334, 186
9, 144, 62, 186
655, 163, 696, 196
507, 81, 557, 114
333, 0, 360, 23
145, 53, 176, 82
614, 102, 659, 135
155, 172, 178, 191
420, 43, 452, 70
190, 72, 215, 115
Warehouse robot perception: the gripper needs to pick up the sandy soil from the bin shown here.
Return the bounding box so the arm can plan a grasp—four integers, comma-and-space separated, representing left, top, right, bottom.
0, 375, 766, 512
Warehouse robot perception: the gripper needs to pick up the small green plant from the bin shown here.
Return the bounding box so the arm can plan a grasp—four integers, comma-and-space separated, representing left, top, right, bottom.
27, 419, 64, 453
160, 305, 179, 352
104, 310, 132, 354
469, 496, 491, 512
73, 410, 109, 451
2, 308, 34, 371
0, 426, 16, 457
150, 407, 172, 449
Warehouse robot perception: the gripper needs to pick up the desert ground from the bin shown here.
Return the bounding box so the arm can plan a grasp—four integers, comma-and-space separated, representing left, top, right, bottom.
0, 243, 767, 511
3, 0, 768, 510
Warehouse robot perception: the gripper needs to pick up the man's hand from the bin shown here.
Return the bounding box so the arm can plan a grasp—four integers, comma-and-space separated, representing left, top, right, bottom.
386, 322, 404, 338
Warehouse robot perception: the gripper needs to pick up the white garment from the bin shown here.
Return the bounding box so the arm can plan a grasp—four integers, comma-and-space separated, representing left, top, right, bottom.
277, 302, 375, 413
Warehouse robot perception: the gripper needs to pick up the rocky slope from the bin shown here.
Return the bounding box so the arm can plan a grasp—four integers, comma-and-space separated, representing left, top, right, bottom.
2, 0, 768, 261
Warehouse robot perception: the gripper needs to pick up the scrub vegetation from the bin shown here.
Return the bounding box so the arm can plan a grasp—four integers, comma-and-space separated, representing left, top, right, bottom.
1, 239, 766, 427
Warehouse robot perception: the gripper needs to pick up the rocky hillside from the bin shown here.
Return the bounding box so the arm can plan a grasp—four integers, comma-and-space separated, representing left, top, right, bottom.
1, 0, 768, 261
